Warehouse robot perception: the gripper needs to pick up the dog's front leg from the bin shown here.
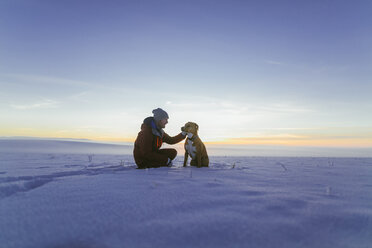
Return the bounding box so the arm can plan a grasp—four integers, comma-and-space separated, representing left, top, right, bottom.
183, 151, 189, 167
196, 149, 202, 168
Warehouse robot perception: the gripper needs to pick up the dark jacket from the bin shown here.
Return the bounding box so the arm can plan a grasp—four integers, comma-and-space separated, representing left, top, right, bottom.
133, 117, 184, 167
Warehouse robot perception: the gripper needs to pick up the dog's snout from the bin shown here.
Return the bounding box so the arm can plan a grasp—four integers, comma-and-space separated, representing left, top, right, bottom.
181, 126, 185, 131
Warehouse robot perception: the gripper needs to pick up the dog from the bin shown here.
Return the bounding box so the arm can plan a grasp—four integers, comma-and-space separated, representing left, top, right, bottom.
181, 122, 209, 167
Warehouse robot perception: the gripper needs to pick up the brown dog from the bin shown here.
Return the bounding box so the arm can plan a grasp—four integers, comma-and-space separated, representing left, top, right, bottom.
181, 122, 209, 167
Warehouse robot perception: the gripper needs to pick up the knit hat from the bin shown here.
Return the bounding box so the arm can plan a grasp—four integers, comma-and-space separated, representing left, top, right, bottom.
152, 108, 169, 122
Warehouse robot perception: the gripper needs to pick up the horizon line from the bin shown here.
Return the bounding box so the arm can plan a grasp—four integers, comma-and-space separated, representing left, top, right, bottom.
1, 135, 372, 149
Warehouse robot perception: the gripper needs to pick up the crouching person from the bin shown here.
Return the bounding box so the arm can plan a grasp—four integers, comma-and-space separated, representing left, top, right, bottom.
133, 108, 186, 169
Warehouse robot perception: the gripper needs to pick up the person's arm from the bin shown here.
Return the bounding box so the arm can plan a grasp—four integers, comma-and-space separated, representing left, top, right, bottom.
163, 132, 186, 145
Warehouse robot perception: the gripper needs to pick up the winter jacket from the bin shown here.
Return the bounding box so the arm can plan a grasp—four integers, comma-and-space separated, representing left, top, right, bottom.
133, 117, 185, 167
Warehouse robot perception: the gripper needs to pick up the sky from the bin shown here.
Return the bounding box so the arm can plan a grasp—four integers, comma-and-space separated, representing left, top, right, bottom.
1, 0, 372, 149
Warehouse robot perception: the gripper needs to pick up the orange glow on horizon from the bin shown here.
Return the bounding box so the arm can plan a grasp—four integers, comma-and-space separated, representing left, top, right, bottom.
206, 137, 372, 148
0, 127, 136, 143
2, 127, 372, 148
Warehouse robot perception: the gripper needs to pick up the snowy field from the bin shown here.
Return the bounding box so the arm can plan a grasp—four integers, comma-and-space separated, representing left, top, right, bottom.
1, 140, 372, 248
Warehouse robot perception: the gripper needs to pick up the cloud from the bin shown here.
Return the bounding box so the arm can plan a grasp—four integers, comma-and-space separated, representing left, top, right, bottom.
10, 99, 59, 110
265, 60, 284, 65
68, 91, 91, 103
165, 98, 312, 118
163, 98, 315, 141
254, 103, 313, 114
1, 73, 154, 94
313, 65, 350, 74
2, 73, 92, 87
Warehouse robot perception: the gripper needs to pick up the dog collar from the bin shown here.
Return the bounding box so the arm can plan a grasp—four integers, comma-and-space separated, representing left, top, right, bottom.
187, 133, 196, 141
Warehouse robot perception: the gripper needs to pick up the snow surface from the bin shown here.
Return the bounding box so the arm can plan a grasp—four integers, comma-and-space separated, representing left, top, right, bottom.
1, 141, 372, 248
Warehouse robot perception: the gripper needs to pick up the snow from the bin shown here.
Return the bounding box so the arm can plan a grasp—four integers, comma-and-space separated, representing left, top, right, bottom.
1, 140, 372, 248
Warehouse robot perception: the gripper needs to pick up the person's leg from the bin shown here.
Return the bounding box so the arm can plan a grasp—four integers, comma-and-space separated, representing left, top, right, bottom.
158, 148, 177, 160
142, 149, 178, 168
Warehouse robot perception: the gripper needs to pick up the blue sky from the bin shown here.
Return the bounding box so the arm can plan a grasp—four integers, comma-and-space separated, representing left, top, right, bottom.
1, 0, 371, 147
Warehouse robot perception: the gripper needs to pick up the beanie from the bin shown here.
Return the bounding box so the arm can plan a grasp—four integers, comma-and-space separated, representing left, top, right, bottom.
152, 108, 169, 122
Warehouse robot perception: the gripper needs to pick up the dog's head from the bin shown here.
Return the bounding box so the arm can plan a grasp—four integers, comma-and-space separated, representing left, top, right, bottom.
181, 122, 199, 136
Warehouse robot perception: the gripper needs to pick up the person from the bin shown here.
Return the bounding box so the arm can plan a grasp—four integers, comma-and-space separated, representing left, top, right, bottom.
133, 108, 186, 169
